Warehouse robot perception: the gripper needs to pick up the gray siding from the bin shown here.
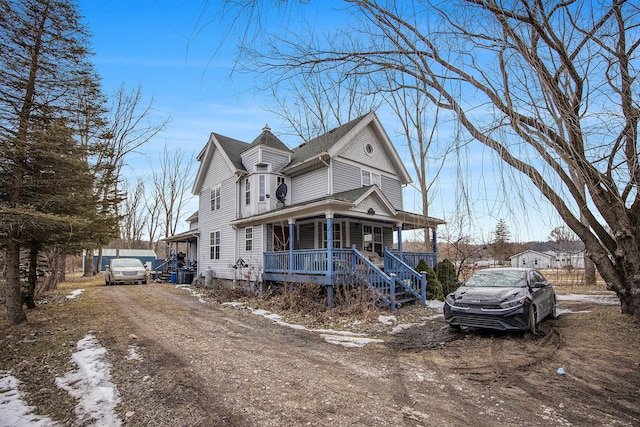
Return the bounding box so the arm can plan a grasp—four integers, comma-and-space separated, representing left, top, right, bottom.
350, 222, 362, 249
339, 125, 395, 173
383, 227, 394, 250
332, 160, 361, 194
381, 175, 403, 210
298, 222, 315, 249
242, 150, 259, 172
263, 150, 290, 173
291, 167, 328, 204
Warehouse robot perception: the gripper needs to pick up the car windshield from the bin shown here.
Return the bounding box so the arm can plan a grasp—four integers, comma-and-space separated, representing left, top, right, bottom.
465, 270, 527, 288
111, 259, 143, 268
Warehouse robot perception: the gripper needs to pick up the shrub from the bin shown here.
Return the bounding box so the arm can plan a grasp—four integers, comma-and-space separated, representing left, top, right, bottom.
435, 259, 459, 295
416, 260, 444, 301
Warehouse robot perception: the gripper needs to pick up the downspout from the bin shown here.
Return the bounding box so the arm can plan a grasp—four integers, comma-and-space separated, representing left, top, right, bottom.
318, 154, 331, 195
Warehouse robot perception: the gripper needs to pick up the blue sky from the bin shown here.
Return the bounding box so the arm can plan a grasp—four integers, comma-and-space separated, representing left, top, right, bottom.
78, 0, 561, 243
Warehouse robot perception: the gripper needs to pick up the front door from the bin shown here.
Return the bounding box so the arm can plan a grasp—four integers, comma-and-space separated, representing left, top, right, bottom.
273, 225, 290, 251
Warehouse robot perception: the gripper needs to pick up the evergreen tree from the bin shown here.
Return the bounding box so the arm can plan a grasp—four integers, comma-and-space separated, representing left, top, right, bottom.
435, 259, 459, 295
416, 259, 444, 301
491, 219, 512, 265
0, 0, 108, 324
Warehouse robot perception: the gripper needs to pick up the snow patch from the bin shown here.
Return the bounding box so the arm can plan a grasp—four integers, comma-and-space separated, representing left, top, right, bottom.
125, 345, 143, 361
176, 284, 206, 303
0, 370, 58, 426
557, 294, 620, 305
230, 304, 383, 347
66, 289, 84, 299
378, 315, 396, 325
55, 334, 122, 426
424, 299, 444, 310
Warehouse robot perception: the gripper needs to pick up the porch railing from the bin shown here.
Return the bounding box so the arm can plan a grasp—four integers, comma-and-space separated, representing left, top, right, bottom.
388, 250, 437, 270
384, 249, 427, 304
264, 248, 397, 309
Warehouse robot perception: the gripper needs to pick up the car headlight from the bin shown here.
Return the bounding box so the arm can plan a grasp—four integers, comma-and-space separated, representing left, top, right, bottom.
445, 294, 455, 306
500, 295, 527, 308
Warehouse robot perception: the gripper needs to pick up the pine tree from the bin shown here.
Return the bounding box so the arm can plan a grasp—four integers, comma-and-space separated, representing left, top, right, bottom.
0, 0, 109, 324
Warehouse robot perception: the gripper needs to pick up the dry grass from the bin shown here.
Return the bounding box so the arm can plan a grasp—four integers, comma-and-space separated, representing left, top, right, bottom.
0, 274, 106, 424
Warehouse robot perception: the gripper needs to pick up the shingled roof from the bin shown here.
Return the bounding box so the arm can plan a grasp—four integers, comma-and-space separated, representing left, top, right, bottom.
289, 113, 369, 164
212, 133, 250, 171
247, 125, 291, 153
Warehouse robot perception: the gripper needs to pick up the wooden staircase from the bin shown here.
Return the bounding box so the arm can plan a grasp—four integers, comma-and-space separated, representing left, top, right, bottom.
351, 248, 426, 311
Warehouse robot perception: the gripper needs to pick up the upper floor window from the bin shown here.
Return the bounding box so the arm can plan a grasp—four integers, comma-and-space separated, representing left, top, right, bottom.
210, 231, 220, 260
259, 175, 266, 202
361, 170, 381, 188
210, 185, 221, 211
277, 176, 286, 187
245, 227, 253, 251
245, 178, 251, 205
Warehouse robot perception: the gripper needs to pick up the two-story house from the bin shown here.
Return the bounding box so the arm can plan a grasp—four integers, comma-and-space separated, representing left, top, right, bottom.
170, 111, 444, 309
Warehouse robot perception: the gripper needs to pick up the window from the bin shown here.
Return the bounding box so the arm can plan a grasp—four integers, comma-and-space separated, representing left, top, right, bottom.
363, 225, 383, 255
277, 176, 286, 187
245, 178, 251, 205
259, 175, 266, 202
365, 143, 374, 155
210, 231, 220, 260
245, 227, 253, 251
322, 222, 342, 248
210, 185, 221, 211
361, 170, 381, 188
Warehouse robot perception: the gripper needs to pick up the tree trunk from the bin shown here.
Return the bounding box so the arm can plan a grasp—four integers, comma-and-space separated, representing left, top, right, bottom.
83, 248, 94, 276
584, 256, 596, 287
5, 237, 27, 325
96, 247, 104, 274
23, 243, 38, 309
59, 247, 67, 282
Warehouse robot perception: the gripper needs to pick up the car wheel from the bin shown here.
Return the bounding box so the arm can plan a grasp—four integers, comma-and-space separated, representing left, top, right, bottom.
528, 306, 537, 335
548, 298, 558, 320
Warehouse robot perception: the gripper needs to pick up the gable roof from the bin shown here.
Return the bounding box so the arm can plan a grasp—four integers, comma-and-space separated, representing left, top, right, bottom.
283, 111, 412, 184
289, 114, 366, 165
193, 110, 412, 193
193, 132, 250, 194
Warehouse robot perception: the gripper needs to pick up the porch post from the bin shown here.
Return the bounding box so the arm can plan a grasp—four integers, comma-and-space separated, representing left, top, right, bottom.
432, 228, 438, 264
326, 213, 334, 308
396, 223, 403, 256
185, 239, 190, 269
288, 219, 295, 273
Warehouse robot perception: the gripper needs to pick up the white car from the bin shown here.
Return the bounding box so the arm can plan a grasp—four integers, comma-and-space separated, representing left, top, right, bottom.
105, 258, 148, 285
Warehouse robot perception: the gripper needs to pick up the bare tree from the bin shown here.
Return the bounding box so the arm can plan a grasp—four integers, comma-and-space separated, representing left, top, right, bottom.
213, 0, 640, 319
120, 178, 148, 248
267, 67, 381, 140
150, 143, 195, 239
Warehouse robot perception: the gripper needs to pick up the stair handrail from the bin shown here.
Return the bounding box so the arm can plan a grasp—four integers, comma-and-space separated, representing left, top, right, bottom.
350, 246, 396, 310
384, 248, 427, 304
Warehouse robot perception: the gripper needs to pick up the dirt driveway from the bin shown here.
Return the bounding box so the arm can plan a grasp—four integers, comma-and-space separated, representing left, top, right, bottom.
3, 280, 640, 426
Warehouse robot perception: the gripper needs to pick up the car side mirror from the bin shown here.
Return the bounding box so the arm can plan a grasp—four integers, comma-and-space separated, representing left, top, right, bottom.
532, 281, 546, 288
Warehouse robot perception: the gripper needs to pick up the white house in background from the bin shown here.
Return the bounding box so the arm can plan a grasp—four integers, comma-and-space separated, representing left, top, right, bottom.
510, 249, 585, 269
165, 111, 445, 309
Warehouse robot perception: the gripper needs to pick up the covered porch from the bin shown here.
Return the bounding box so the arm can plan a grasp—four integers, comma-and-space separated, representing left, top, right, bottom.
232, 186, 444, 309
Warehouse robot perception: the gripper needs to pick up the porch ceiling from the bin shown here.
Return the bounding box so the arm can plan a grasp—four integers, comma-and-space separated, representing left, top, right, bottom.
230, 186, 445, 229
161, 230, 199, 243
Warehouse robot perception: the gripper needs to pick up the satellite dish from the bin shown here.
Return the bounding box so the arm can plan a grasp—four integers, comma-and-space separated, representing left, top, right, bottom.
276, 183, 287, 203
